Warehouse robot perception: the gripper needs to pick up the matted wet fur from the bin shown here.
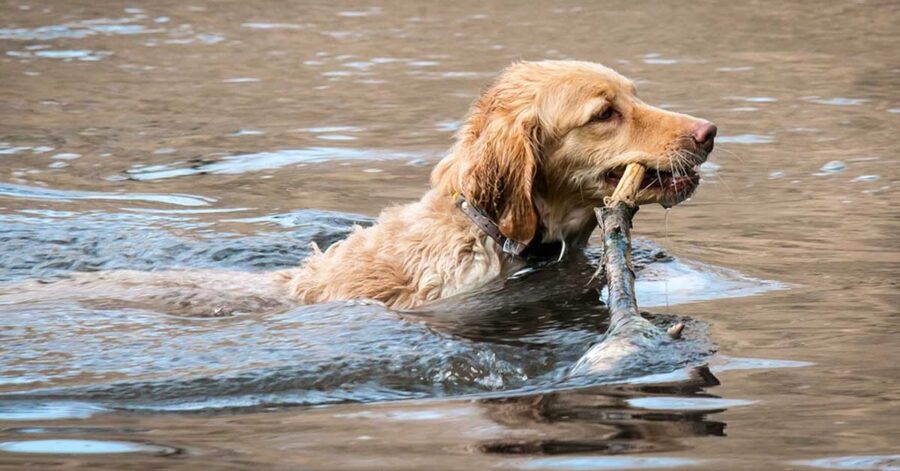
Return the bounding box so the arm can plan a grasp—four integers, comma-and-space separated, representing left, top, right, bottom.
278, 60, 716, 309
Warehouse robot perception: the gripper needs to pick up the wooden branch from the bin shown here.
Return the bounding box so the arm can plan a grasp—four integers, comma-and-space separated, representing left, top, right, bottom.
569, 163, 683, 376
594, 201, 639, 328
608, 163, 647, 205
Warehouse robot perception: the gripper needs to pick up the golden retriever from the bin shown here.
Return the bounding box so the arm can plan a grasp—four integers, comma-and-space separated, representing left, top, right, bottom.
277, 60, 716, 310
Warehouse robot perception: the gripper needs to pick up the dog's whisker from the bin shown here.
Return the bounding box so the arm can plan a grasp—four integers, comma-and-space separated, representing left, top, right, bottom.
672, 151, 688, 192
711, 169, 737, 198
715, 147, 746, 164
655, 155, 665, 189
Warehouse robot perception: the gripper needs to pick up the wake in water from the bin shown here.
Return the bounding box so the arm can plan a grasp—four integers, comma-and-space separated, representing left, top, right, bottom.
0, 208, 777, 411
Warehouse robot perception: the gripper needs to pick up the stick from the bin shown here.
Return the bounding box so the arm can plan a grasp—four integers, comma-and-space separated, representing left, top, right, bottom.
608, 163, 647, 205
594, 201, 639, 329
589, 162, 646, 290
569, 164, 682, 376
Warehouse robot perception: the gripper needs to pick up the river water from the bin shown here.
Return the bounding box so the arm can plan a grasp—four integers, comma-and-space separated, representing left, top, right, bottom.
0, 1, 898, 469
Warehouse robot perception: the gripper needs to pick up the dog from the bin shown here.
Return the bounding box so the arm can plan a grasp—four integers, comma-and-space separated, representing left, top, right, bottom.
277, 60, 716, 310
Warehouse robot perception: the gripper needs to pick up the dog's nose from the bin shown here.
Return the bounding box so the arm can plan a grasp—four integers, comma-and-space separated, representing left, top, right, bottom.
691, 121, 717, 152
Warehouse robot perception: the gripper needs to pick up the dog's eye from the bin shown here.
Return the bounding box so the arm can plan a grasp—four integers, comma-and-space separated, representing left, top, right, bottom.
590, 107, 617, 123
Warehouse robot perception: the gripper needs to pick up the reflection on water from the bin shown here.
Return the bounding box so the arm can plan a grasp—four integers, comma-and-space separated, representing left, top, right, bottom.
716, 134, 776, 145
1, 0, 898, 468
0, 182, 215, 206
0, 439, 178, 456
793, 455, 900, 471
506, 457, 704, 470
0, 402, 106, 421
477, 367, 726, 456
124, 146, 427, 180
0, 14, 152, 41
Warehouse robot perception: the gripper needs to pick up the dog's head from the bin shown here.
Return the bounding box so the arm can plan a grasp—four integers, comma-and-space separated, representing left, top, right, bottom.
432, 60, 716, 247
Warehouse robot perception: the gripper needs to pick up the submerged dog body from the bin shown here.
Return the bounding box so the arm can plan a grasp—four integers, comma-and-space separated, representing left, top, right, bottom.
279, 60, 716, 310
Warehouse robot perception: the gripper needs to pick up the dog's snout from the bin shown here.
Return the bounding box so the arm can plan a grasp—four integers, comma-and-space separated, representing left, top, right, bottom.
691, 121, 717, 152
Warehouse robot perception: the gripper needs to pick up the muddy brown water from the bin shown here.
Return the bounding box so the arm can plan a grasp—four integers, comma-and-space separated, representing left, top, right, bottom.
1, 1, 898, 469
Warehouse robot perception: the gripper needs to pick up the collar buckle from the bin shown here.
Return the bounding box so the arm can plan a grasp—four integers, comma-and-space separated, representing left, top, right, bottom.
502, 238, 528, 256
456, 195, 528, 258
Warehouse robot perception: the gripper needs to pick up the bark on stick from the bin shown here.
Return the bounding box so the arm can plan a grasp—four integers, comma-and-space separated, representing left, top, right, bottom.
569, 164, 683, 376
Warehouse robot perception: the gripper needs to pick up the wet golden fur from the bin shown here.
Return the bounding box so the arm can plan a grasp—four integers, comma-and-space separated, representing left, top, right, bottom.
278, 60, 714, 310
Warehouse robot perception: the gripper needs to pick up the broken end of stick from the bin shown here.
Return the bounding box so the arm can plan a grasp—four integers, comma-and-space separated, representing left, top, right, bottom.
609, 163, 647, 206
667, 322, 684, 339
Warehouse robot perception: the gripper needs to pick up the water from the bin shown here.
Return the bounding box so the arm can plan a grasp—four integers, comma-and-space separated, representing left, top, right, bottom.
0, 439, 178, 456
1, 1, 898, 469
664, 208, 671, 314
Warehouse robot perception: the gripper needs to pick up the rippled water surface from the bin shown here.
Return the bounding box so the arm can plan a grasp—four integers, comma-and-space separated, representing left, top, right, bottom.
1, 1, 898, 469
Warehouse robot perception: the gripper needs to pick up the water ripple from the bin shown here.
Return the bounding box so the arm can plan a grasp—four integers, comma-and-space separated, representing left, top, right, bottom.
0, 16, 152, 41
0, 207, 765, 410
0, 208, 366, 281
0, 439, 178, 455
717, 134, 775, 144
506, 456, 704, 470
124, 147, 423, 180
793, 455, 900, 470
0, 183, 215, 206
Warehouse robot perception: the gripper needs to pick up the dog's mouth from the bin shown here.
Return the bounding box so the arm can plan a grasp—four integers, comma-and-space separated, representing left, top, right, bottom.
604, 165, 701, 206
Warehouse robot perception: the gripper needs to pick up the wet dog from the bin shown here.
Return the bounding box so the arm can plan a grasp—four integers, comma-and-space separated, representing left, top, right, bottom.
278, 60, 716, 309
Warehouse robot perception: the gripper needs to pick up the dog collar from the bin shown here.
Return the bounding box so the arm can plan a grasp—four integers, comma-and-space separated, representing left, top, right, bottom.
455, 195, 529, 257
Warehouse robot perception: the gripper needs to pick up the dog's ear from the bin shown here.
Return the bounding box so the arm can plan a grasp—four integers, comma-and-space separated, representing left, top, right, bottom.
440, 88, 541, 247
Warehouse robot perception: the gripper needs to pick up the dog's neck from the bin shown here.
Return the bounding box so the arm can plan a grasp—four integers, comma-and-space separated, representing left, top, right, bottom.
533, 194, 597, 247
434, 189, 596, 257
530, 166, 609, 248
425, 180, 598, 263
